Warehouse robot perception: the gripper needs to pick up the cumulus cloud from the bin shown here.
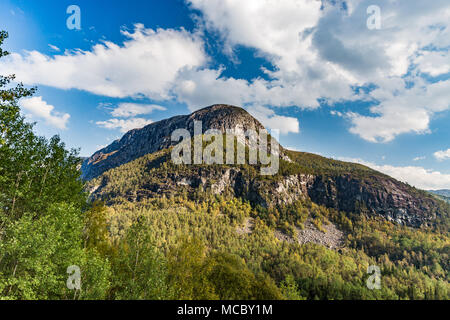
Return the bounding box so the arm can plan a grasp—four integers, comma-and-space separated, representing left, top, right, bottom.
339, 157, 450, 190
434, 149, 450, 161
173, 66, 354, 111
173, 68, 259, 110
184, 0, 357, 109
414, 51, 450, 77
19, 96, 70, 129
96, 118, 153, 133
4, 1, 450, 144
346, 109, 430, 143
187, 0, 450, 142
347, 79, 450, 142
110, 103, 166, 118
247, 105, 299, 134
0, 24, 207, 100
330, 110, 343, 117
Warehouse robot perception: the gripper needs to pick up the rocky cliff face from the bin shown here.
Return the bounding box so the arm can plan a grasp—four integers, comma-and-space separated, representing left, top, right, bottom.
81, 104, 267, 180
307, 175, 440, 227
231, 172, 440, 227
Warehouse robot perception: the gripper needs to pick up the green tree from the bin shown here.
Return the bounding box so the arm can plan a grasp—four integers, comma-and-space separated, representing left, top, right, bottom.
280, 275, 305, 300
206, 252, 283, 300
167, 237, 217, 299
84, 201, 111, 256
0, 31, 110, 300
0, 203, 111, 299
110, 221, 173, 300
0, 31, 84, 224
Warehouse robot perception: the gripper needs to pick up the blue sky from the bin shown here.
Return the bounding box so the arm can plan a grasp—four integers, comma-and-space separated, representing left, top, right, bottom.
1, 0, 450, 190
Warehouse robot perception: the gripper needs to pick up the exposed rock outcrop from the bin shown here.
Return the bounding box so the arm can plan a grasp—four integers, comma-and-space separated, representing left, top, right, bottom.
275, 220, 344, 250
307, 174, 440, 227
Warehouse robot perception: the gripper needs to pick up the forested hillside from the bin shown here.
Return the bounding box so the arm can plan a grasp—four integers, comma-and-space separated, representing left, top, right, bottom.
1, 30, 449, 300
83, 141, 449, 299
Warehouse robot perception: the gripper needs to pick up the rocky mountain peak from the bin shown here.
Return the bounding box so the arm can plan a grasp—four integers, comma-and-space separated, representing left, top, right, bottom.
81, 104, 269, 180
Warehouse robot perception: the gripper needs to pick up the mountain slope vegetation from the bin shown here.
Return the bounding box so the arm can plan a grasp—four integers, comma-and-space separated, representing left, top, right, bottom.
0, 30, 448, 300
82, 115, 449, 300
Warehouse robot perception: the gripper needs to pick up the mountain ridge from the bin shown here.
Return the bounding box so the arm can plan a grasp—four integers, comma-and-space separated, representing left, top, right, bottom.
82, 105, 449, 228
428, 189, 450, 204
429, 189, 450, 197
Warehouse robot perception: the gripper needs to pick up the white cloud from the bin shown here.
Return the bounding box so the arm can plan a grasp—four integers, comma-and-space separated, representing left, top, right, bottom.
173, 69, 258, 109
48, 44, 60, 52
339, 157, 450, 190
4, 1, 450, 144
188, 0, 322, 72
247, 105, 299, 134
19, 96, 70, 129
413, 156, 426, 161
110, 103, 166, 118
0, 24, 207, 100
187, 0, 450, 142
330, 110, 343, 117
96, 118, 153, 133
182, 0, 357, 109
173, 66, 354, 111
347, 79, 450, 142
95, 103, 165, 133
346, 108, 430, 143
434, 149, 450, 161
284, 146, 301, 152
414, 51, 450, 77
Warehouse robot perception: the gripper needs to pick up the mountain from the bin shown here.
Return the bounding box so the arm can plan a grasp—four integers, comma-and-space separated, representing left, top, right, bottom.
80, 104, 449, 300
83, 104, 448, 228
428, 189, 450, 203
429, 189, 450, 198
81, 104, 269, 181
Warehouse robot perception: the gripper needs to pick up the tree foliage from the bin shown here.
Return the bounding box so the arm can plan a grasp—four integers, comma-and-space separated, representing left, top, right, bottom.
0, 31, 109, 300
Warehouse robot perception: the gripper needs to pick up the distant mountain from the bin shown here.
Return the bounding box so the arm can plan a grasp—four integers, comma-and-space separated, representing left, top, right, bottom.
429, 189, 450, 197
428, 189, 450, 203
82, 104, 449, 228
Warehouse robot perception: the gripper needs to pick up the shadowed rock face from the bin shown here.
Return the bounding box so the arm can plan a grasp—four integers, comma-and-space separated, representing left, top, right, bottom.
306, 175, 441, 227
81, 104, 266, 180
